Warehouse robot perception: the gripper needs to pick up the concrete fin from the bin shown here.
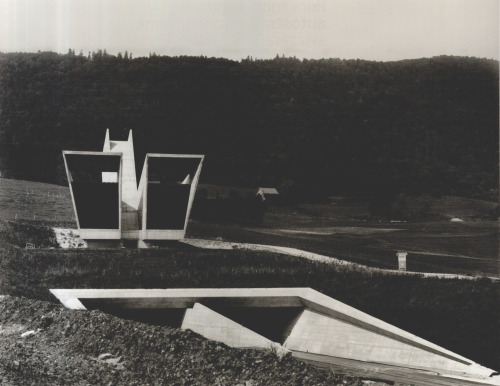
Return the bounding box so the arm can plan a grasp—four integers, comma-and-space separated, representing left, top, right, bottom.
49, 289, 87, 310
204, 304, 303, 344
181, 303, 274, 349
104, 130, 138, 209
103, 129, 110, 152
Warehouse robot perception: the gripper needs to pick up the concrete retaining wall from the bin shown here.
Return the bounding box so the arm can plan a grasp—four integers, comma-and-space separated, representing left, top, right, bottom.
49, 287, 498, 383
284, 309, 473, 376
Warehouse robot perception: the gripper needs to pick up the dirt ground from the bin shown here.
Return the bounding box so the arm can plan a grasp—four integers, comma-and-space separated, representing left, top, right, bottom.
0, 295, 371, 385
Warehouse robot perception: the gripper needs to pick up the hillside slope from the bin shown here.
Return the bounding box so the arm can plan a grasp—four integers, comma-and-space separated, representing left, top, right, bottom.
0, 178, 74, 225
1, 178, 498, 276
0, 53, 497, 201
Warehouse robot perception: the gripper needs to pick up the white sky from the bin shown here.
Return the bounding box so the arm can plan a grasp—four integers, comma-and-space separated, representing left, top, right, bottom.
1, 0, 498, 61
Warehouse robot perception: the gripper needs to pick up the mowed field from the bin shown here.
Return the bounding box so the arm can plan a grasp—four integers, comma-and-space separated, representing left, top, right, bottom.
1, 178, 498, 277
190, 198, 499, 277
0, 178, 75, 227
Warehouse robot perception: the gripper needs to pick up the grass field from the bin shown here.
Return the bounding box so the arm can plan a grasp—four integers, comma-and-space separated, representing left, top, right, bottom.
189, 200, 499, 277
0, 178, 75, 227
1, 178, 498, 277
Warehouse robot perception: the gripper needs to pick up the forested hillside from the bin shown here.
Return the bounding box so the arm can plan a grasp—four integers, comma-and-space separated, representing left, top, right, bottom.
0, 51, 497, 201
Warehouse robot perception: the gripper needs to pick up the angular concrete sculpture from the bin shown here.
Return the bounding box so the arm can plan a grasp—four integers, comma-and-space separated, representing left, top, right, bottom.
63, 130, 204, 247
182, 303, 275, 349
50, 288, 499, 385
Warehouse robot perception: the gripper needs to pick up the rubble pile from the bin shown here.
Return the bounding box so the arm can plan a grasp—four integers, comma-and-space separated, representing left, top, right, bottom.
0, 295, 366, 385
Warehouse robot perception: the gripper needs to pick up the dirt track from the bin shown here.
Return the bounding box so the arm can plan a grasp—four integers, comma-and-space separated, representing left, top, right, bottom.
180, 238, 500, 281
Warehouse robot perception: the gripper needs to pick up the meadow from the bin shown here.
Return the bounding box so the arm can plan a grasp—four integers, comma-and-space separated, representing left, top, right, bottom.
1, 178, 498, 277
189, 195, 499, 277
0, 178, 75, 227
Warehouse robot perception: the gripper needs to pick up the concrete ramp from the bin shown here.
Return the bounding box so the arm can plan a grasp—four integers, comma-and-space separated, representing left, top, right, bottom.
285, 309, 480, 378
49, 288, 499, 385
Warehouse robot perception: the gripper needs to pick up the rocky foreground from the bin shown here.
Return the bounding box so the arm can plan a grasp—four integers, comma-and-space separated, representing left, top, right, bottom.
0, 296, 370, 385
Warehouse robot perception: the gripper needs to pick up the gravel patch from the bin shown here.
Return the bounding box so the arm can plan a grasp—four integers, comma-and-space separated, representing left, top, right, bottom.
0, 295, 366, 385
52, 228, 86, 249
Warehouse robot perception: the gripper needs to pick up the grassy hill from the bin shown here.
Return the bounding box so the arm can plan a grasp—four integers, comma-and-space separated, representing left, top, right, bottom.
0, 178, 74, 226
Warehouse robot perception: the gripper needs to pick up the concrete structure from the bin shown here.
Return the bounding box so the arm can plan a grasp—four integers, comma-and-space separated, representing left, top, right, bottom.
397, 251, 407, 271
63, 130, 204, 247
50, 287, 499, 385
182, 303, 275, 349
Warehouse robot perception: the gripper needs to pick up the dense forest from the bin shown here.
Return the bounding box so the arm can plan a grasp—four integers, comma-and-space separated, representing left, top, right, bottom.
0, 51, 498, 202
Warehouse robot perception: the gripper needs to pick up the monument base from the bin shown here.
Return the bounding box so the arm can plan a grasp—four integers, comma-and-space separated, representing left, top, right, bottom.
85, 240, 123, 249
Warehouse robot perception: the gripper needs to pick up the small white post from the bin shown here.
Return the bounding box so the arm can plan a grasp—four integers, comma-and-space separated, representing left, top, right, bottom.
397, 251, 407, 271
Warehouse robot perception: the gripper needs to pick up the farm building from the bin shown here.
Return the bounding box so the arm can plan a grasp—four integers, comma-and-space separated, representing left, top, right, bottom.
256, 187, 279, 202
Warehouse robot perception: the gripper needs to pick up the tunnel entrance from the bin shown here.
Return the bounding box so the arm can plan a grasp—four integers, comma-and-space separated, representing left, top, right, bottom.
79, 299, 186, 328
78, 298, 303, 343
200, 303, 304, 344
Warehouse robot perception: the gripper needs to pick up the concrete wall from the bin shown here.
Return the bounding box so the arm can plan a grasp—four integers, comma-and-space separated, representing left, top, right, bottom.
284, 309, 475, 376
140, 154, 204, 240
142, 229, 186, 240
49, 287, 497, 382
79, 229, 121, 240
182, 303, 273, 349
63, 151, 122, 232
105, 129, 137, 209
86, 240, 123, 249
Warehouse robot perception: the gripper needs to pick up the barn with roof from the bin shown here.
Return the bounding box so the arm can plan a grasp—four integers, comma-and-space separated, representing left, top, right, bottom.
256, 187, 279, 202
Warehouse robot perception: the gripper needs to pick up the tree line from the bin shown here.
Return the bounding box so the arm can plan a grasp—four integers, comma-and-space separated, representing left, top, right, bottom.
0, 51, 497, 202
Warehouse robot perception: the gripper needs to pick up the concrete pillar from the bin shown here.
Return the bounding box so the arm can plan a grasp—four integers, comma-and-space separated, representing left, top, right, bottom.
137, 240, 148, 249
397, 251, 407, 271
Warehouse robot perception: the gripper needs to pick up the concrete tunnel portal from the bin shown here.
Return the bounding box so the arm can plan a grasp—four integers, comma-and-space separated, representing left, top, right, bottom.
50, 288, 500, 385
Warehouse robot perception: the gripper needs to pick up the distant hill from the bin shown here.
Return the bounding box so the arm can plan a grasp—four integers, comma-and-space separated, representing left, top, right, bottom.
0, 52, 497, 202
